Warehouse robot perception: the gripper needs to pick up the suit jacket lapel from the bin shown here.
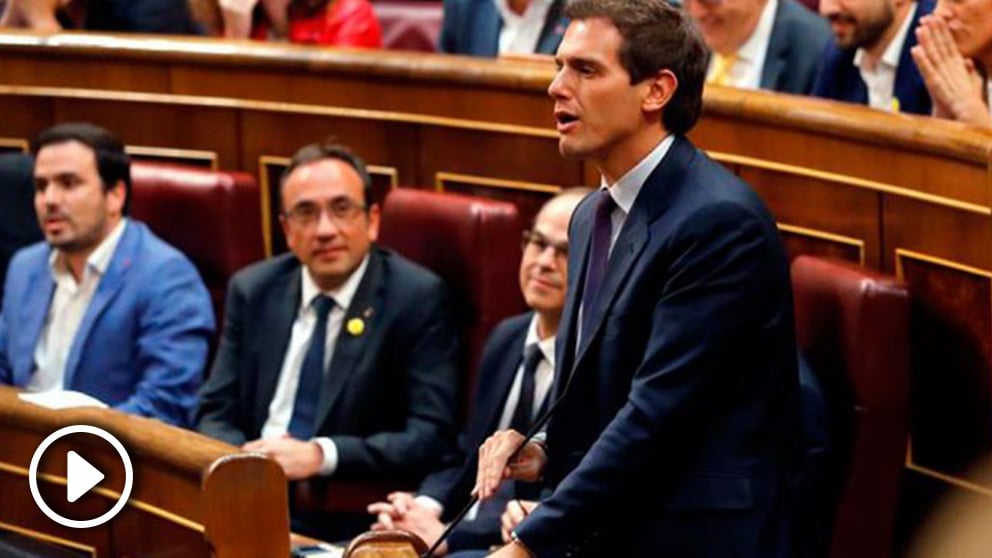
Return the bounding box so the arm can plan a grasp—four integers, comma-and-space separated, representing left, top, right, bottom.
760, 2, 788, 90
481, 320, 529, 435
536, 0, 567, 54
19, 261, 55, 384
63, 223, 136, 389
255, 264, 301, 427
480, 0, 501, 55
315, 249, 385, 427
553, 200, 592, 400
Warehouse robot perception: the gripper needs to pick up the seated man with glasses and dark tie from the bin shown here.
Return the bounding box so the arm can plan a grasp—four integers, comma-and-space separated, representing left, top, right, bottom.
196, 141, 459, 541
366, 188, 589, 558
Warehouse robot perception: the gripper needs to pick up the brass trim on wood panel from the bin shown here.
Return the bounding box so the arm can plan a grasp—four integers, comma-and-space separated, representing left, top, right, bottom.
895, 249, 992, 497
775, 223, 867, 266
893, 248, 992, 281
435, 172, 561, 194
368, 165, 400, 189
709, 151, 991, 216
257, 155, 287, 258
0, 85, 559, 139
904, 439, 992, 498
0, 521, 97, 557
0, 137, 29, 152
0, 461, 205, 533
126, 145, 219, 170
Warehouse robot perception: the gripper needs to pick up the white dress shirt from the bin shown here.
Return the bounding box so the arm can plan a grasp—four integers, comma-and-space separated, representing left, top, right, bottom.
30, 219, 128, 394
261, 255, 370, 475
853, 2, 916, 112
705, 0, 778, 90
494, 0, 553, 55
418, 313, 556, 517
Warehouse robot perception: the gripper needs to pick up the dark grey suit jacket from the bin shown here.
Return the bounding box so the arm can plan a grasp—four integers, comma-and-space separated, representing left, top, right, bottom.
196, 247, 458, 481
761, 0, 832, 94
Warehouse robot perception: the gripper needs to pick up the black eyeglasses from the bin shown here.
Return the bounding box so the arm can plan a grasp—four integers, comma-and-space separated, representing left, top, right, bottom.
522, 229, 569, 260
283, 198, 368, 228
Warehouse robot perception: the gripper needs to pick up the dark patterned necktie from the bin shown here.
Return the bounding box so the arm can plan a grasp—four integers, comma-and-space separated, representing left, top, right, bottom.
509, 344, 543, 433
287, 295, 335, 440
580, 190, 616, 343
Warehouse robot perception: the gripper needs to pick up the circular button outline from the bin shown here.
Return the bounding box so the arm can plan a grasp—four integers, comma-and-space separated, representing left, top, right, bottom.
28, 425, 134, 529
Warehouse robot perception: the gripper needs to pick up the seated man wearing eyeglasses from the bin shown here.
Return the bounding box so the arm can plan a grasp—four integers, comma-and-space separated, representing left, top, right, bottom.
196, 142, 459, 541
366, 188, 589, 557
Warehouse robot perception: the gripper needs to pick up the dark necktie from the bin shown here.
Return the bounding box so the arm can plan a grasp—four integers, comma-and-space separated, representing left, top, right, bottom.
509, 344, 543, 433
288, 295, 335, 440
580, 190, 616, 342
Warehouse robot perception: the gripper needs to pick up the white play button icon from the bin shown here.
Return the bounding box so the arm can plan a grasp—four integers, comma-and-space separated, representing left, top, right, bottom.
66, 450, 105, 503
29, 425, 134, 529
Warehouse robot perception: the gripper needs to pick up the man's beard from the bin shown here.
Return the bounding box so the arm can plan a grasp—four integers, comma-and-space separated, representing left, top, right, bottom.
837, 4, 895, 51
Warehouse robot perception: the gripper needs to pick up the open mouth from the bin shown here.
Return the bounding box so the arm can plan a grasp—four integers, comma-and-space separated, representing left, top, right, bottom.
555, 111, 580, 131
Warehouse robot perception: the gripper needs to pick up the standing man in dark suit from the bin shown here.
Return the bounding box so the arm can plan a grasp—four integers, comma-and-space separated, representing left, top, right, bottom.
687, 0, 831, 94
439, 0, 568, 57
196, 142, 459, 540
366, 189, 588, 557
477, 1, 799, 556
813, 0, 933, 114
0, 152, 42, 307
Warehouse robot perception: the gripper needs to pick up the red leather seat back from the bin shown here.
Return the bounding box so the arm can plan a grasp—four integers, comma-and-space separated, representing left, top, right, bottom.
379, 188, 527, 414
372, 0, 442, 52
791, 255, 909, 558
129, 162, 267, 324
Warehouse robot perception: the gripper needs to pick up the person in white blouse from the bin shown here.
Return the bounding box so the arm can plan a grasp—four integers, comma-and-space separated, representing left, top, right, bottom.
911, 0, 992, 128
196, 142, 459, 541
686, 0, 831, 94
366, 189, 589, 557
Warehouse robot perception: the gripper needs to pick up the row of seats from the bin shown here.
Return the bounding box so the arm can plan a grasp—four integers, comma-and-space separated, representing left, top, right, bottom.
120, 162, 906, 558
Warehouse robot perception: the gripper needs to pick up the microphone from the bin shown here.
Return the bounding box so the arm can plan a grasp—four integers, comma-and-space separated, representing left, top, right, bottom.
421, 359, 581, 558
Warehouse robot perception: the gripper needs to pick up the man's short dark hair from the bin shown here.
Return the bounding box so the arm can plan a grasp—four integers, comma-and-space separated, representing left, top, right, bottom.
565, 0, 708, 135
31, 122, 132, 214
280, 142, 373, 210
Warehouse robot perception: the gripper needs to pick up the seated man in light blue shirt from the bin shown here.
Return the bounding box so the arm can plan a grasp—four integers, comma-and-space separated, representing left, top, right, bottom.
0, 122, 214, 427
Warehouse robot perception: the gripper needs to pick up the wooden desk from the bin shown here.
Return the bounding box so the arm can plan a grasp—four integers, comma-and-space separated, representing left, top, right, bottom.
2, 32, 992, 553
0, 387, 290, 557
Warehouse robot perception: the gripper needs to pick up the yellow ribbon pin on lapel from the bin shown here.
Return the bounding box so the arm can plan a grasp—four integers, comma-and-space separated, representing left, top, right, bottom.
347, 317, 365, 336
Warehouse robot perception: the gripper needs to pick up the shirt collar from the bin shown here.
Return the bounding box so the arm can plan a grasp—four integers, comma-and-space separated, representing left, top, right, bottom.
48, 218, 128, 279
493, 0, 552, 25
853, 2, 915, 71
737, 0, 778, 65
599, 134, 675, 214
524, 313, 556, 369
300, 252, 370, 314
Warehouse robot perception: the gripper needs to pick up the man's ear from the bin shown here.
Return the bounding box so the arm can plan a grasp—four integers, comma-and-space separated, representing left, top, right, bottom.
642, 69, 678, 113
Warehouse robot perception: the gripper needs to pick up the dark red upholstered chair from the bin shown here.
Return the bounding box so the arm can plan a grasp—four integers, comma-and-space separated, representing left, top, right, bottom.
129, 162, 267, 326
379, 187, 527, 408
791, 255, 909, 558
372, 0, 443, 51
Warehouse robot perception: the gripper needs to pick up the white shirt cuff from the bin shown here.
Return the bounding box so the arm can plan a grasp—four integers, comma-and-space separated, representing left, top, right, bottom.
415, 495, 444, 517
313, 437, 339, 476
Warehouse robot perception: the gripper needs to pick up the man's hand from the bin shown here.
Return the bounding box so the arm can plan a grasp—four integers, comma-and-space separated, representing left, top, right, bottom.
501, 500, 539, 542
476, 430, 547, 501
911, 15, 992, 127
242, 436, 323, 480
487, 540, 534, 558
367, 493, 447, 554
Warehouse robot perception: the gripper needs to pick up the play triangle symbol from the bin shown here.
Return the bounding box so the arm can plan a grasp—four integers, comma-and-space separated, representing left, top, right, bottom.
66, 451, 104, 503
